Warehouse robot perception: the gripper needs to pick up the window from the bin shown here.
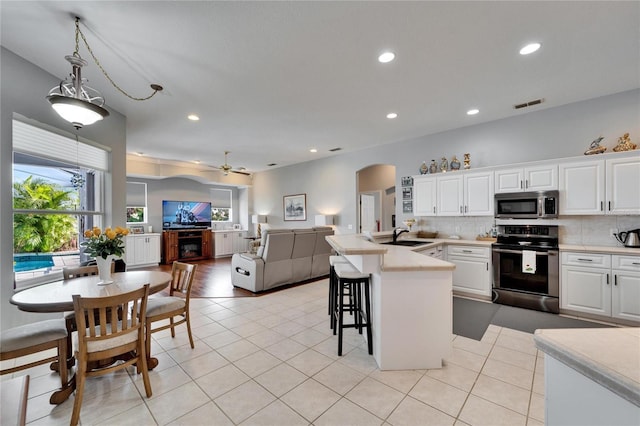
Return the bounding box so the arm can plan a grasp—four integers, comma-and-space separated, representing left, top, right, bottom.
12, 119, 108, 287
211, 188, 232, 222
126, 182, 147, 224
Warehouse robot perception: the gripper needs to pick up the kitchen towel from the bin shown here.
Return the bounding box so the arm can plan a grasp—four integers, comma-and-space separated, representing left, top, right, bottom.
522, 250, 537, 274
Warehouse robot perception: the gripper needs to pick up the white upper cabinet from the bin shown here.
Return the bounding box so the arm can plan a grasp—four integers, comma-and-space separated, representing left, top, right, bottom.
413, 176, 437, 216
606, 156, 640, 214
559, 155, 640, 215
464, 171, 494, 216
437, 174, 464, 216
495, 164, 558, 193
559, 159, 606, 215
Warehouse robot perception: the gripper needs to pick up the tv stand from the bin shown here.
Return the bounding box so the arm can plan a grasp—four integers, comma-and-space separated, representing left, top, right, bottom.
162, 229, 212, 264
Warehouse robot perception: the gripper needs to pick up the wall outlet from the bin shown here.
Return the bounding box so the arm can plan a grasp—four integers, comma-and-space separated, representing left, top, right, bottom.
455, 226, 460, 233
611, 228, 619, 237
348, 224, 353, 230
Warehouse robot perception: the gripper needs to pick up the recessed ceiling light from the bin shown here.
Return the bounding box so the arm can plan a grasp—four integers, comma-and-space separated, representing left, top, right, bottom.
378, 51, 395, 63
466, 109, 479, 116
187, 114, 200, 121
310, 148, 318, 153
519, 42, 541, 55
386, 112, 398, 119
193, 160, 201, 164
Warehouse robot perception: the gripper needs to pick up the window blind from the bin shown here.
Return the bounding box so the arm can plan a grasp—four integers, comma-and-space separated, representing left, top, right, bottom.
126, 182, 147, 207
12, 119, 109, 171
210, 189, 231, 208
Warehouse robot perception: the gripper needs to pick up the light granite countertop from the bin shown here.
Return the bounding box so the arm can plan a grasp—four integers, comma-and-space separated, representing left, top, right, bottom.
534, 327, 640, 407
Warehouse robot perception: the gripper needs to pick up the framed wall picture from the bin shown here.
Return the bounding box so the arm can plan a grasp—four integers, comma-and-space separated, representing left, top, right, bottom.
401, 176, 414, 187
402, 187, 413, 200
283, 193, 307, 221
402, 200, 413, 214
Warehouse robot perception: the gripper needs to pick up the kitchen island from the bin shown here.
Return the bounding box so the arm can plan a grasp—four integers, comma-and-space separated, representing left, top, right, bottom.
534, 327, 640, 425
326, 234, 455, 370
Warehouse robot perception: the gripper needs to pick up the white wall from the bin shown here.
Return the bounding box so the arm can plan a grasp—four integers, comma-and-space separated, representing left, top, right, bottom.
252, 89, 640, 239
129, 177, 243, 231
1, 47, 127, 329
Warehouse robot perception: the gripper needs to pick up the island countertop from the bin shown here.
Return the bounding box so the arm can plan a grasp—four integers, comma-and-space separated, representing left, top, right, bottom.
534, 327, 640, 407
326, 234, 456, 272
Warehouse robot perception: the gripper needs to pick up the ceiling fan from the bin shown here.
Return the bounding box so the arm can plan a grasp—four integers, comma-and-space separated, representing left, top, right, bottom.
209, 151, 250, 176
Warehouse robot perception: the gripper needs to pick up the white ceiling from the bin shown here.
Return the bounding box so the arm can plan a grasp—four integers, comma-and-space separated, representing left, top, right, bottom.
2, 1, 638, 173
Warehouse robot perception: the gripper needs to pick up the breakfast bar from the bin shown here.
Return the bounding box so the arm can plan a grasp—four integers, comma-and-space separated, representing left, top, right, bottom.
326, 234, 455, 370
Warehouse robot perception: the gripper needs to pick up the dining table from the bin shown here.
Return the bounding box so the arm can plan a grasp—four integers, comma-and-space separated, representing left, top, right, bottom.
10, 270, 172, 403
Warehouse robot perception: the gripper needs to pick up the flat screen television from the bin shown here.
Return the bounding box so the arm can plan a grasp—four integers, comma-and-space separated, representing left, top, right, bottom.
162, 200, 212, 229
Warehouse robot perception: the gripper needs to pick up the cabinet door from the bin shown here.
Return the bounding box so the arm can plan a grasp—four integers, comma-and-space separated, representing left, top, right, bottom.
134, 236, 148, 265
202, 232, 212, 258
413, 176, 437, 216
233, 232, 248, 253
559, 160, 605, 215
437, 175, 463, 216
606, 157, 640, 214
146, 235, 161, 263
163, 232, 179, 264
561, 265, 611, 316
448, 255, 491, 296
215, 232, 233, 256
464, 171, 494, 216
125, 236, 136, 265
495, 168, 524, 193
525, 165, 557, 191
612, 271, 640, 322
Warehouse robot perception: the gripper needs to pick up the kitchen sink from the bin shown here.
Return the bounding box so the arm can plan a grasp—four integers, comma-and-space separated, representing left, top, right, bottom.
381, 240, 432, 247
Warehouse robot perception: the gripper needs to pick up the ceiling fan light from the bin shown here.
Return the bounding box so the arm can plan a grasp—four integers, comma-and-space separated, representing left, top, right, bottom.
48, 95, 109, 128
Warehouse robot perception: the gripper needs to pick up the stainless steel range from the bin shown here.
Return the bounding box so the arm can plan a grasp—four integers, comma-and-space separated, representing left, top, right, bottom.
492, 224, 559, 314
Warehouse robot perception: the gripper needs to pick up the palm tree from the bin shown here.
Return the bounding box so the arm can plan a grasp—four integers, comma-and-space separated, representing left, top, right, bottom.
13, 176, 78, 253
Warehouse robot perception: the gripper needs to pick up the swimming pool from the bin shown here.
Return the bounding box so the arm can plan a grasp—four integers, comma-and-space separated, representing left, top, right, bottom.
14, 254, 55, 272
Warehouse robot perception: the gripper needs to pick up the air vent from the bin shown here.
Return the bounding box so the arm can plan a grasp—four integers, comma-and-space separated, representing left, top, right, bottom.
329, 147, 342, 152
267, 163, 277, 167
514, 98, 544, 109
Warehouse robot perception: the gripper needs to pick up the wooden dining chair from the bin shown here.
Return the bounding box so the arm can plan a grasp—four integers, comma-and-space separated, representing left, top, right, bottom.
70, 284, 152, 426
145, 262, 197, 360
1, 319, 68, 404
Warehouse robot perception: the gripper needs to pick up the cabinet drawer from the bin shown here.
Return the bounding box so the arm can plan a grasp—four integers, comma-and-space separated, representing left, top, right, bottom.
561, 252, 611, 268
612, 255, 640, 271
447, 245, 489, 258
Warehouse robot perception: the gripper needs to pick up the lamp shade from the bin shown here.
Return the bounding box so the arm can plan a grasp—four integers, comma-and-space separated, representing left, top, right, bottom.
252, 215, 267, 224
315, 215, 334, 226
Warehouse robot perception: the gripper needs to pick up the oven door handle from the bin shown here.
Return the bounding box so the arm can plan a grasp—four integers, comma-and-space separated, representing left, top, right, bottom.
492, 248, 557, 256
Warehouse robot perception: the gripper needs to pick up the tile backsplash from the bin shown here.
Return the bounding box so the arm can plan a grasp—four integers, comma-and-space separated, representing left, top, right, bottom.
417, 215, 639, 247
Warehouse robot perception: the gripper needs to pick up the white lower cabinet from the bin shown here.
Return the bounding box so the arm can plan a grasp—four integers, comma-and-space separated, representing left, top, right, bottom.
417, 245, 444, 259
561, 252, 640, 322
214, 231, 234, 257
125, 234, 161, 268
214, 230, 249, 257
447, 245, 491, 297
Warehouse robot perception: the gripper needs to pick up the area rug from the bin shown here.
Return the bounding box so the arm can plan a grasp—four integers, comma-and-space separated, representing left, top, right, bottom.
452, 297, 500, 341
453, 296, 612, 341
491, 304, 612, 335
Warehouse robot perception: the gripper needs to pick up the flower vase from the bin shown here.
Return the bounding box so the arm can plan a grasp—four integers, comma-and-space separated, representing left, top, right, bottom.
95, 255, 115, 285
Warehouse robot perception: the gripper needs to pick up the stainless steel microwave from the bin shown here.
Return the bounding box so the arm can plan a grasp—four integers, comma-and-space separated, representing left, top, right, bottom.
494, 190, 559, 219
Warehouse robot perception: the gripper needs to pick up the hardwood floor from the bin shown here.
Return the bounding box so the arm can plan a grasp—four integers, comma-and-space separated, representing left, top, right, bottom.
139, 257, 257, 298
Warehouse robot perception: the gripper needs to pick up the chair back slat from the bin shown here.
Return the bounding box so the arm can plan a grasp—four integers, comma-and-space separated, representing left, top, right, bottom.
169, 262, 197, 297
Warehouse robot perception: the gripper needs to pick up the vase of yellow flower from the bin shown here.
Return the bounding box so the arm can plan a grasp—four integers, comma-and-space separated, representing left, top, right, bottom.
80, 226, 128, 284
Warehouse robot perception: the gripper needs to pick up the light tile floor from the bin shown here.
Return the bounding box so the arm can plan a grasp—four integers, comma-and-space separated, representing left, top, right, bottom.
2, 279, 546, 425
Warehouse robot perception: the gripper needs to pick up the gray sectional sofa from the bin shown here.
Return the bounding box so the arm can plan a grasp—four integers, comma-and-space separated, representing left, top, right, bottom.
230, 227, 334, 292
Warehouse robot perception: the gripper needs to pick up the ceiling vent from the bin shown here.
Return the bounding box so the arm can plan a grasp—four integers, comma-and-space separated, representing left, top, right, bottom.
514, 98, 544, 110
329, 147, 342, 152
267, 163, 277, 167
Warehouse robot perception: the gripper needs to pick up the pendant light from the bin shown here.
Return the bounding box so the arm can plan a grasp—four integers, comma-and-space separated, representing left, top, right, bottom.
47, 17, 163, 129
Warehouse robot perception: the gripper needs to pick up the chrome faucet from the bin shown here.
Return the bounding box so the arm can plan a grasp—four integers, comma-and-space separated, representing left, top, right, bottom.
393, 227, 410, 243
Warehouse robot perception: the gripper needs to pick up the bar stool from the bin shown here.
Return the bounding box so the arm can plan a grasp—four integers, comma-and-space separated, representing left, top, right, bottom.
328, 255, 349, 322
333, 263, 373, 356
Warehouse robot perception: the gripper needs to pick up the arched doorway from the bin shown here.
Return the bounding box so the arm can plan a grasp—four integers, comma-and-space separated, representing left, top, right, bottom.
356, 164, 396, 233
